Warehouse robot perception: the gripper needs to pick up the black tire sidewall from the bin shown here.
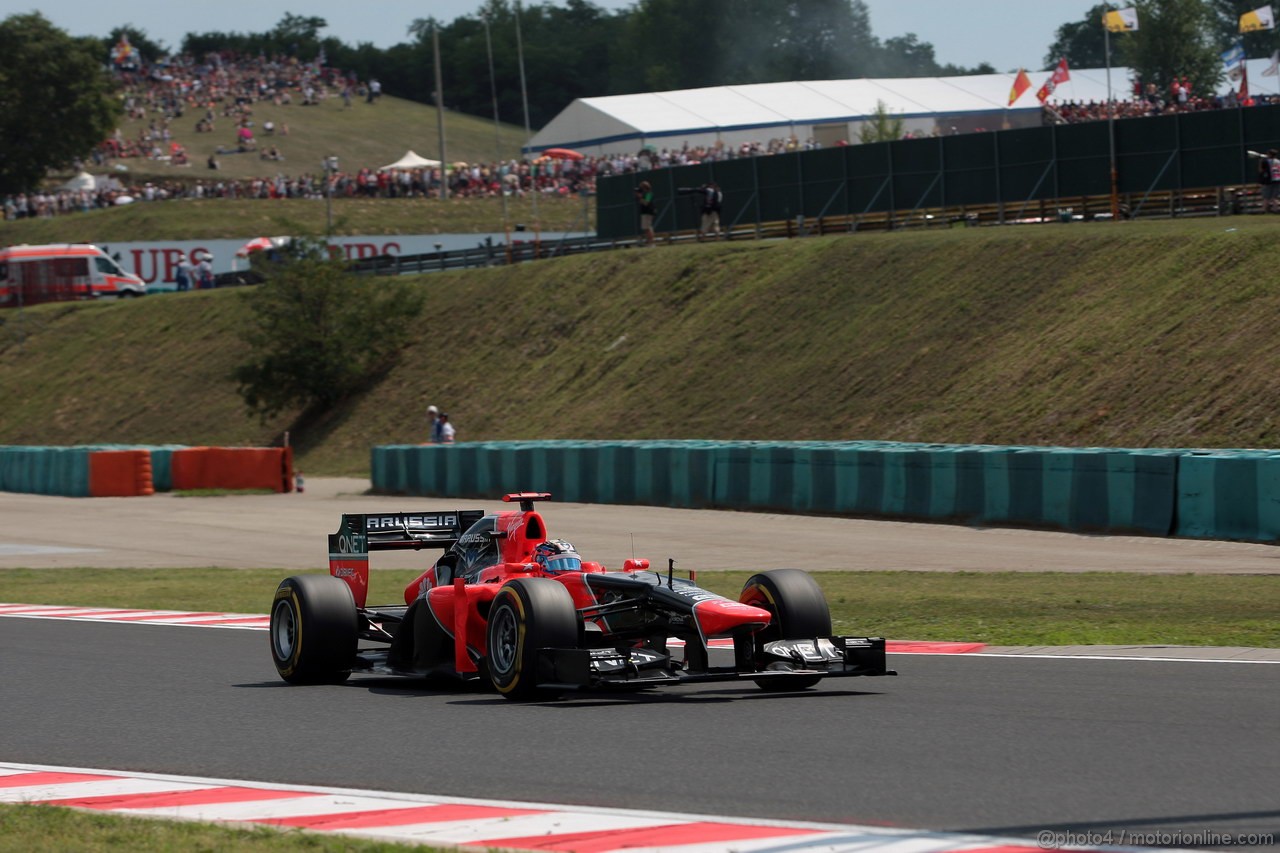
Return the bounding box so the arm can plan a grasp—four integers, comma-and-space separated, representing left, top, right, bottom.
487, 578, 577, 698
741, 568, 831, 641
270, 575, 357, 684
739, 569, 831, 691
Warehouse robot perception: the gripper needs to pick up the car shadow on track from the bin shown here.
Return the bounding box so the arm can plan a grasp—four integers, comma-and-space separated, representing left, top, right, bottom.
234, 679, 888, 705
448, 687, 887, 708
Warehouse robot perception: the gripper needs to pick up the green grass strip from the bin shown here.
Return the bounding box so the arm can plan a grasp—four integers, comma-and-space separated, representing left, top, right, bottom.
0, 802, 437, 852
1, 568, 1276, 648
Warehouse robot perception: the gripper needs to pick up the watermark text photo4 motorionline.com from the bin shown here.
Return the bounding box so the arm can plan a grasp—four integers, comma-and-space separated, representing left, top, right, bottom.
1037, 830, 1274, 848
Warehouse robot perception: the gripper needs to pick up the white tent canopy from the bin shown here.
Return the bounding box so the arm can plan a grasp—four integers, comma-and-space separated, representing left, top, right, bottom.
61, 171, 98, 191
59, 171, 124, 192
379, 150, 441, 170
528, 67, 1144, 156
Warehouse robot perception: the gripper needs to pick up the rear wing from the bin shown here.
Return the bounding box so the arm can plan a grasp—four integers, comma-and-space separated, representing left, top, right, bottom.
331, 510, 486, 553
328, 510, 485, 607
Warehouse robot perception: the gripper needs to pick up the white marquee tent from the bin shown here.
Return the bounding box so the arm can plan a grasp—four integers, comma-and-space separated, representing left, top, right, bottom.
527, 65, 1201, 156
59, 171, 123, 192
379, 150, 442, 170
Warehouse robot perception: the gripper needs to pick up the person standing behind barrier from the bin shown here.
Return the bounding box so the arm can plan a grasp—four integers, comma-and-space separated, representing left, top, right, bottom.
197, 253, 214, 289
635, 180, 655, 246
439, 413, 456, 443
427, 404, 442, 443
699, 181, 722, 240
175, 256, 193, 292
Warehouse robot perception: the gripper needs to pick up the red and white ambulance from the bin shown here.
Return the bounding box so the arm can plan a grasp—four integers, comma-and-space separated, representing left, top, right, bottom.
0, 244, 147, 307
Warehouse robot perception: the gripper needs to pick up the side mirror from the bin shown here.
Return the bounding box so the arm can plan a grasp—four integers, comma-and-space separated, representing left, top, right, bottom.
622, 558, 650, 572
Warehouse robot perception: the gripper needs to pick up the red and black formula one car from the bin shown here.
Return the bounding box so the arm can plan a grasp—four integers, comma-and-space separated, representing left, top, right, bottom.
269, 493, 894, 699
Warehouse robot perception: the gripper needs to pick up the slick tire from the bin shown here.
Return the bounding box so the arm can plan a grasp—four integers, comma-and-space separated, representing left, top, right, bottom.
270, 575, 358, 684
486, 578, 578, 701
738, 569, 832, 692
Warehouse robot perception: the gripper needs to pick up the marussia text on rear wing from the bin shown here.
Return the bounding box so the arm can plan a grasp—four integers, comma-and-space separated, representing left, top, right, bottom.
328, 510, 484, 607
329, 510, 486, 554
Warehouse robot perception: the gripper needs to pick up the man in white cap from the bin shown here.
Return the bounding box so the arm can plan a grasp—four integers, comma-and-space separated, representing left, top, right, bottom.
427, 405, 442, 443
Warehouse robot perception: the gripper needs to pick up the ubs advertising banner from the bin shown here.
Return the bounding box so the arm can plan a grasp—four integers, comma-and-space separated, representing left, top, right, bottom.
97, 232, 580, 292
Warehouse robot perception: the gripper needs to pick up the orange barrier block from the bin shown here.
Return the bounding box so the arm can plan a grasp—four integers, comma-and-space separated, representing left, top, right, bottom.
88, 450, 155, 497
170, 447, 293, 492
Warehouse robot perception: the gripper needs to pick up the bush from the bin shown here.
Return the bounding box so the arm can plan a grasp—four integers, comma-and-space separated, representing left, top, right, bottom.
233, 257, 425, 420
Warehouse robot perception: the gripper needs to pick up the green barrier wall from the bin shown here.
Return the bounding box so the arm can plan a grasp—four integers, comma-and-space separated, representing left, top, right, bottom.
366, 441, 1269, 542
1175, 451, 1280, 541
0, 447, 90, 496
597, 105, 1280, 238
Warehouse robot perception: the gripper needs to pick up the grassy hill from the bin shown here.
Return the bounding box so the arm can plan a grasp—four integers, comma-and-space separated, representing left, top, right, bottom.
0, 194, 595, 243
3, 216, 1280, 475
99, 92, 530, 183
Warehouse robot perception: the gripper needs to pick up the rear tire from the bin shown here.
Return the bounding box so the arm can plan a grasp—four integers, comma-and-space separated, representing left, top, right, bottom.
738, 569, 832, 692
487, 578, 578, 700
270, 575, 357, 684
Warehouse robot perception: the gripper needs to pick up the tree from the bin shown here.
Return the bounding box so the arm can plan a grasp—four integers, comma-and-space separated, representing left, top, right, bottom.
858, 100, 904, 143
1044, 3, 1118, 69
0, 14, 122, 195
273, 12, 327, 47
233, 252, 426, 421
877, 33, 944, 77
1125, 0, 1222, 97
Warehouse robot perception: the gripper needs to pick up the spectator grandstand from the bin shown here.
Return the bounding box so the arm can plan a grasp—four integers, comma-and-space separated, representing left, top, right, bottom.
4, 50, 1278, 223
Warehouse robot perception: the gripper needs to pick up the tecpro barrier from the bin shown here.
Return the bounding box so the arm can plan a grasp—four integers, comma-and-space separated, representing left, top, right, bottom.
88, 450, 155, 497
371, 441, 1274, 542
1175, 451, 1280, 541
169, 447, 294, 493
0, 447, 94, 497
0, 445, 292, 496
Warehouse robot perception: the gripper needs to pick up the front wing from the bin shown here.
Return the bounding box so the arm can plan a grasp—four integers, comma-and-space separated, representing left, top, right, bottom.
536, 636, 896, 691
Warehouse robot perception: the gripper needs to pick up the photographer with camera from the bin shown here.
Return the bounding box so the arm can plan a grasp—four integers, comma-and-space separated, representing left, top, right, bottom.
676, 182, 724, 241
635, 180, 656, 246
698, 181, 722, 240
1249, 149, 1280, 213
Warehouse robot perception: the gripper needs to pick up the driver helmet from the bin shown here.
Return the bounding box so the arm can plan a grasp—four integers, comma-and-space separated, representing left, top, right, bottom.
532, 539, 582, 574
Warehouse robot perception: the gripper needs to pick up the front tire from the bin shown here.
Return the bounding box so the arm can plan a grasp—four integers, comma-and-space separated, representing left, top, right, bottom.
487, 578, 578, 700
738, 569, 832, 691
270, 575, 358, 684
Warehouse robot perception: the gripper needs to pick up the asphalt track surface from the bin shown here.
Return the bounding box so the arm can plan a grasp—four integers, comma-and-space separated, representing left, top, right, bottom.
2, 479, 1278, 848
1, 617, 1276, 848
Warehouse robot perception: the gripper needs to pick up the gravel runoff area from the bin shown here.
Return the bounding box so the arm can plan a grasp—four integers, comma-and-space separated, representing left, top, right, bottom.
2, 476, 1279, 576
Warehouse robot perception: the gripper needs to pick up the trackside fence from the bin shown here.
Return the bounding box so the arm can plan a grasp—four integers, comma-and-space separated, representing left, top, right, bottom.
596, 104, 1280, 239
371, 441, 1280, 544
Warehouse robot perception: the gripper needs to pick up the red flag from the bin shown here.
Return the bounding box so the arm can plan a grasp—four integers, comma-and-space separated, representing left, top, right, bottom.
1036, 58, 1071, 104
1008, 69, 1032, 106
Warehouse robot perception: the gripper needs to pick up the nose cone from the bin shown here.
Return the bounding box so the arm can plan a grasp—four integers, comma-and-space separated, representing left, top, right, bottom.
693, 599, 772, 638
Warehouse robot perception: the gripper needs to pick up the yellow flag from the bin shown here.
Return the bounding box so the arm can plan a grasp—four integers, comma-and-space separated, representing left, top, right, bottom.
1241, 5, 1275, 32
1104, 7, 1139, 32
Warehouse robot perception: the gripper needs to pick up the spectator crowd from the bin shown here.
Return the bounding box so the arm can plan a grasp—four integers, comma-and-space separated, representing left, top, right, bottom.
6, 50, 1280, 222
1045, 75, 1280, 124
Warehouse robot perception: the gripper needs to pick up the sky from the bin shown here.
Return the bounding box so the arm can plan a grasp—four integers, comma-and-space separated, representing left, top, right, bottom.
2, 1, 1104, 74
